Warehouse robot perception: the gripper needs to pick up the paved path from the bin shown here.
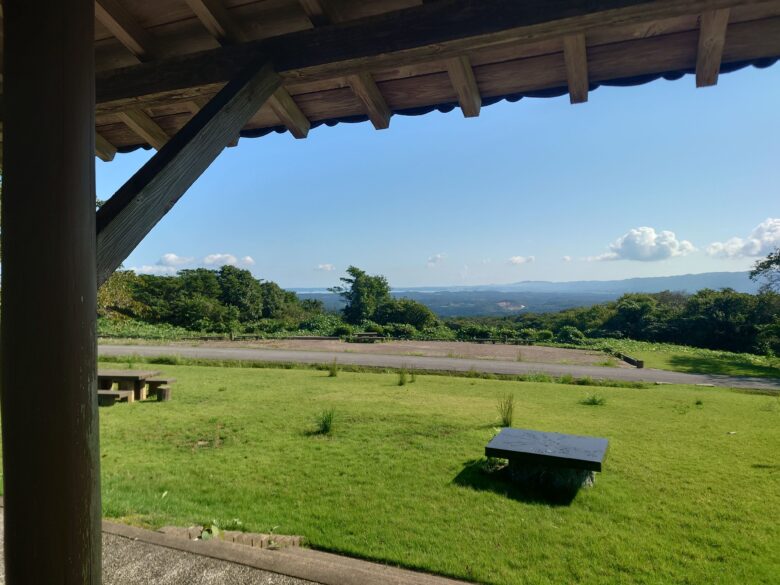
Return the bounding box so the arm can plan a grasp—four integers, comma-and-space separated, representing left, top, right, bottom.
99, 344, 780, 391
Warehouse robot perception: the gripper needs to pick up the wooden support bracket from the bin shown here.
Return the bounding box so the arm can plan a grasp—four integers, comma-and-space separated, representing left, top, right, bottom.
96, 59, 281, 285
563, 33, 589, 104
696, 8, 730, 87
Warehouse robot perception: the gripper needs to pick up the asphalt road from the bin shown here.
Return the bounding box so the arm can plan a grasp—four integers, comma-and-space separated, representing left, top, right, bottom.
98, 344, 780, 391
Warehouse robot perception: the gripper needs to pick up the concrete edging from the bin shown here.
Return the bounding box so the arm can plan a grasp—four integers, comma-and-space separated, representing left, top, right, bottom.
101, 520, 471, 585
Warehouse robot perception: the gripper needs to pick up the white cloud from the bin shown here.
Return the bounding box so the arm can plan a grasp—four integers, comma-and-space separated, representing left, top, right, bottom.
562, 255, 572, 263
508, 255, 535, 265
133, 265, 179, 276
239, 256, 256, 267
157, 253, 193, 267
427, 253, 446, 268
591, 227, 695, 262
203, 253, 238, 266
316, 263, 336, 272
706, 218, 780, 258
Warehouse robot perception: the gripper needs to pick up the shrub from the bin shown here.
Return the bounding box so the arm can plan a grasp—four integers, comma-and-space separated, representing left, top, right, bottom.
536, 329, 554, 342
581, 393, 607, 406
398, 368, 408, 386
315, 409, 335, 435
497, 393, 515, 427
556, 325, 586, 344
333, 323, 355, 338
328, 359, 339, 377
385, 323, 417, 339
517, 328, 538, 343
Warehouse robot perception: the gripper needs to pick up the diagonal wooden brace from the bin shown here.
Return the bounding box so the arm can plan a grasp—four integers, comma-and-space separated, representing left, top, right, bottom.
96, 58, 281, 286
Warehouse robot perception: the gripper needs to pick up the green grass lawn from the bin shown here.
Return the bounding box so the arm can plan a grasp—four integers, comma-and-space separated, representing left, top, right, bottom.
9, 363, 779, 584
586, 339, 780, 379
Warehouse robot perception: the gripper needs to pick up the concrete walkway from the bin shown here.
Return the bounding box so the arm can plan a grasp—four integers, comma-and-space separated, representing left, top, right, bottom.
99, 344, 780, 391
0, 508, 471, 585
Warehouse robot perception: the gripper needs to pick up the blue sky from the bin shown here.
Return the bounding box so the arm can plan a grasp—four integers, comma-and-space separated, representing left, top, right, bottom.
97, 65, 780, 289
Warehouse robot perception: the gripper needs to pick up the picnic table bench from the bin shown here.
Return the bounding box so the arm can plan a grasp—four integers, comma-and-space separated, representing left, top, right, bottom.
97, 369, 175, 403
486, 427, 609, 491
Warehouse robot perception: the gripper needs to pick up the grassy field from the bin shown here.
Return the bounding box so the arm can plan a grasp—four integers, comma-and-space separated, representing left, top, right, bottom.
588, 339, 780, 379
84, 363, 780, 584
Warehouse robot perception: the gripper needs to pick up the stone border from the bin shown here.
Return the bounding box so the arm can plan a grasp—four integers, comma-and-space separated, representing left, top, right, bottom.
103, 520, 471, 585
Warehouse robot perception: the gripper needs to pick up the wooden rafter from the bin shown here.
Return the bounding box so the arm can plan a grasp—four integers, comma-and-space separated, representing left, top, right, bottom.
96, 60, 281, 285
563, 33, 589, 104
96, 132, 118, 162
696, 8, 730, 87
95, 0, 155, 61
268, 88, 311, 139
346, 72, 391, 129
185, 0, 246, 44
117, 109, 169, 150
95, 0, 756, 109
299, 0, 348, 26
446, 55, 481, 117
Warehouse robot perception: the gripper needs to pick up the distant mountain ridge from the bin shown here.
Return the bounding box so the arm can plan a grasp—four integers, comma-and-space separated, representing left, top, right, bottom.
473, 271, 758, 295
294, 271, 758, 317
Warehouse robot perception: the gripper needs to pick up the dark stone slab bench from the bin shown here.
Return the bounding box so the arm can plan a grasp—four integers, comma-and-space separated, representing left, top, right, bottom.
486, 428, 608, 491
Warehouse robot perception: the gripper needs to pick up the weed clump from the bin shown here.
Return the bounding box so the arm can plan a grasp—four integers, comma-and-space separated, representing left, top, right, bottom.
327, 359, 339, 377
314, 409, 335, 435
497, 393, 515, 427
581, 393, 607, 406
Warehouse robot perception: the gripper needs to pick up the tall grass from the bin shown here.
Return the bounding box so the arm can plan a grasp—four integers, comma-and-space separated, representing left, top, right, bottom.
497, 393, 515, 427
327, 359, 339, 377
314, 409, 335, 435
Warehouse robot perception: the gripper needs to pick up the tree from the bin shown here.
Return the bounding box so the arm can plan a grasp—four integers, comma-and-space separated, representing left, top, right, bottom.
216, 265, 264, 321
97, 270, 141, 319
375, 298, 438, 330
330, 266, 391, 324
750, 247, 780, 292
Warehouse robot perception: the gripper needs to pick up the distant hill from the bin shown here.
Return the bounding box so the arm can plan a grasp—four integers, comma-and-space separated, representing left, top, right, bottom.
483, 271, 759, 295
294, 271, 759, 318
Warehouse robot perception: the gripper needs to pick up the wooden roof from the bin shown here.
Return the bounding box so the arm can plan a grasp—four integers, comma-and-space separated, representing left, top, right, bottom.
5, 0, 780, 160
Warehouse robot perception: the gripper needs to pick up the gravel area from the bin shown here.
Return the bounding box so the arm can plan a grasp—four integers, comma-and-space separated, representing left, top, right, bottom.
106, 338, 627, 367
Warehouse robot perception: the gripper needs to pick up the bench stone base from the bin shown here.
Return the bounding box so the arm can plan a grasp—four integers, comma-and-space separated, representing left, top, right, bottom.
508, 460, 595, 491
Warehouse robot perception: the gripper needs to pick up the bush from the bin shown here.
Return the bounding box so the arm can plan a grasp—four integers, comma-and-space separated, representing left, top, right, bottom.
327, 359, 339, 377
536, 329, 554, 342
385, 323, 417, 339
556, 326, 586, 344
517, 328, 538, 343
398, 368, 408, 386
333, 323, 355, 338
497, 393, 515, 427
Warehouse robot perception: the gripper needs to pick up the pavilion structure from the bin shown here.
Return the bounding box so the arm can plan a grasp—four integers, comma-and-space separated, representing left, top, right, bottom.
1, 0, 779, 582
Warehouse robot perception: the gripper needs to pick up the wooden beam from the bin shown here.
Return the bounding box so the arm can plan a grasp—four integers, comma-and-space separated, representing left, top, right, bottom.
96, 132, 118, 161
696, 8, 730, 87
346, 72, 391, 129
563, 33, 589, 104
96, 60, 281, 285
446, 55, 481, 117
95, 0, 155, 61
95, 0, 751, 108
2, 0, 101, 582
185, 0, 246, 44
268, 88, 311, 138
299, 0, 348, 26
117, 109, 169, 150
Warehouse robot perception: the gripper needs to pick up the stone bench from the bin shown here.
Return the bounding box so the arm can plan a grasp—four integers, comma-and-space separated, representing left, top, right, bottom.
98, 390, 135, 406
486, 428, 608, 490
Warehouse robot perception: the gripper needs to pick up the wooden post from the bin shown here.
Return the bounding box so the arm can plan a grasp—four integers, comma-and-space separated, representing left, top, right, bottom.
1, 1, 101, 584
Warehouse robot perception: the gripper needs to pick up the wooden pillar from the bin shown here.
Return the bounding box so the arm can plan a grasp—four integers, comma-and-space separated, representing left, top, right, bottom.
1, 1, 101, 584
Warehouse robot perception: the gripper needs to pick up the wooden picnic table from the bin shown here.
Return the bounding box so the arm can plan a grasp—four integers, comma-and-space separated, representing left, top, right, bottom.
98, 369, 161, 401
